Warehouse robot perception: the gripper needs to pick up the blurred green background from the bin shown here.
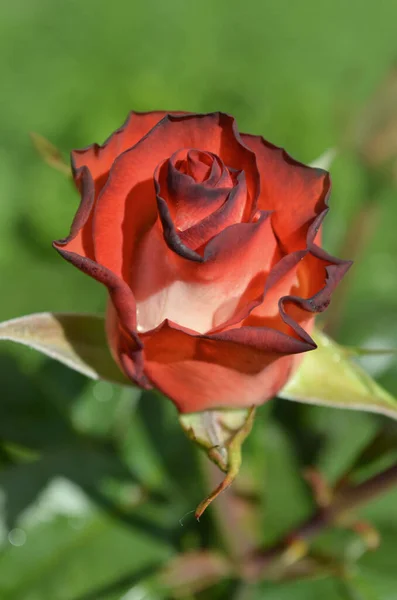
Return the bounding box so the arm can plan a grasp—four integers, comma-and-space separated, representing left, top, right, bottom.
1, 0, 397, 598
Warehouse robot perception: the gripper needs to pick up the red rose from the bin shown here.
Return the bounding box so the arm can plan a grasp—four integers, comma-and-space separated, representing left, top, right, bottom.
54, 111, 351, 413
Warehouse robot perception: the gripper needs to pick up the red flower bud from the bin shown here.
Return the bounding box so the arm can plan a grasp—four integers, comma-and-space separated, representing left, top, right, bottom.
54, 111, 351, 412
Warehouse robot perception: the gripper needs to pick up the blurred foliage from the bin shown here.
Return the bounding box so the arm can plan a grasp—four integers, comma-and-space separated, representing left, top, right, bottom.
1, 0, 397, 598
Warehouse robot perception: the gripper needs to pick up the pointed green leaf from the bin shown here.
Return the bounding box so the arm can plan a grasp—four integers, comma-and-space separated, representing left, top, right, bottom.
279, 328, 397, 420
0, 312, 130, 386
0, 474, 171, 600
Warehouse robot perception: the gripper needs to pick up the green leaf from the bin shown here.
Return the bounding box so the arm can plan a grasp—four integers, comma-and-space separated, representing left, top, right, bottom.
137, 391, 201, 502
252, 577, 348, 600
0, 476, 171, 600
0, 353, 79, 450
279, 328, 397, 420
0, 313, 130, 387
259, 422, 314, 545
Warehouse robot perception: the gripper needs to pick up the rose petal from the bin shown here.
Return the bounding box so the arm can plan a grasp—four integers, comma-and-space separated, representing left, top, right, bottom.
71, 111, 175, 184
54, 165, 96, 259
203, 213, 352, 369
164, 150, 233, 228
156, 159, 248, 253
139, 320, 311, 412
243, 216, 353, 343
51, 247, 150, 388
94, 113, 259, 279
56, 112, 180, 261
179, 172, 247, 250
145, 356, 294, 412
241, 134, 330, 251
133, 211, 277, 334
105, 299, 151, 389
183, 149, 213, 182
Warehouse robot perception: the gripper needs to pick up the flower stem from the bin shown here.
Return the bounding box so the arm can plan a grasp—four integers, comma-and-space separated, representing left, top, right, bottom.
243, 462, 397, 581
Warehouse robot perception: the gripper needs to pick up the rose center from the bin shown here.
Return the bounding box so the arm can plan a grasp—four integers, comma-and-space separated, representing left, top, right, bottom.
173, 149, 224, 187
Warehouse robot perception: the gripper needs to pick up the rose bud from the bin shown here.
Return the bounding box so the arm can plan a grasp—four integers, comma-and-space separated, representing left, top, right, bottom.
54, 111, 351, 413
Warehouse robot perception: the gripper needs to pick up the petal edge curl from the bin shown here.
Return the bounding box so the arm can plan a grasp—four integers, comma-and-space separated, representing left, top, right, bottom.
241, 133, 330, 252
52, 245, 150, 389
55, 165, 96, 259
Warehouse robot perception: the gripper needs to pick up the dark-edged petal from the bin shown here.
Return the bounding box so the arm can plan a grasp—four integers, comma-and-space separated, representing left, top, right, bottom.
241, 133, 330, 252
179, 172, 247, 250
52, 246, 149, 389
164, 150, 233, 227
241, 208, 352, 344
54, 165, 96, 259
56, 112, 186, 263
139, 319, 303, 412
71, 111, 178, 185
155, 153, 248, 254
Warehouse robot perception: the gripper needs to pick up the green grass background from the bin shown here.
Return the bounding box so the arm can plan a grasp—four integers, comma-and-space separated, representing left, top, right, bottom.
1, 1, 397, 598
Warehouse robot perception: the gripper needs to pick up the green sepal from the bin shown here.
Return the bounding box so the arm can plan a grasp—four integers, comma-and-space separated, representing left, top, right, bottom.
179, 407, 255, 519
279, 327, 397, 420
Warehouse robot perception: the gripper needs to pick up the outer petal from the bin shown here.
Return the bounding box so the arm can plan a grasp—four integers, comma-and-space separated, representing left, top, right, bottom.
241, 133, 330, 252
140, 320, 313, 412
94, 113, 259, 280
56, 112, 178, 262
55, 165, 96, 259
242, 209, 353, 343
145, 357, 295, 412
52, 247, 150, 389
71, 111, 177, 184
105, 305, 312, 412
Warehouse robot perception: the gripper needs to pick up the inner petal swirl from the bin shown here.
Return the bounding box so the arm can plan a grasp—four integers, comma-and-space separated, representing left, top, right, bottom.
155, 148, 249, 257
